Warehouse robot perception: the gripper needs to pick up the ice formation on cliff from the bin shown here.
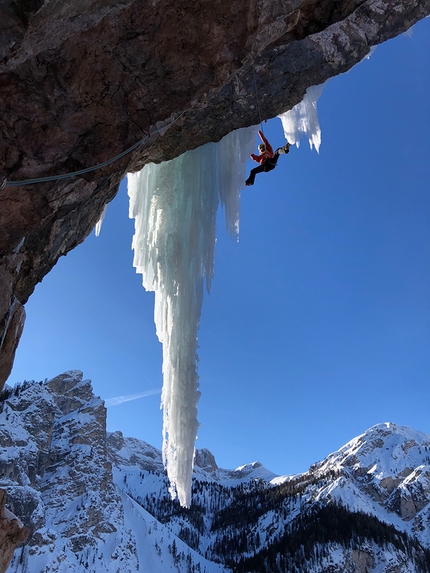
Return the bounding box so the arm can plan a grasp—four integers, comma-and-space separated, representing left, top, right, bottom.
95, 204, 108, 237
127, 126, 256, 506
126, 85, 325, 505
278, 84, 325, 153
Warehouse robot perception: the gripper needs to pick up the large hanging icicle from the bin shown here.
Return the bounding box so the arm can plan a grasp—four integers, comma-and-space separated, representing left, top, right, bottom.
278, 84, 325, 153
127, 126, 257, 506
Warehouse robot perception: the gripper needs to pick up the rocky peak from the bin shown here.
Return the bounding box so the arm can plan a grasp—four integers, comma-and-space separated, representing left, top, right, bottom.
194, 447, 219, 477
0, 372, 138, 569
46, 370, 83, 394
319, 422, 430, 475
47, 370, 99, 415
306, 422, 430, 536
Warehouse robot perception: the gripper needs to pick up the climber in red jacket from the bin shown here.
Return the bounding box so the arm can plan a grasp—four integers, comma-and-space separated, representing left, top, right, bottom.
245, 130, 290, 186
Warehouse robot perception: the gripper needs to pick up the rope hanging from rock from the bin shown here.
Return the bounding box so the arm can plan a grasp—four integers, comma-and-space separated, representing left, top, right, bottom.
0, 111, 185, 189
1, 66, 264, 191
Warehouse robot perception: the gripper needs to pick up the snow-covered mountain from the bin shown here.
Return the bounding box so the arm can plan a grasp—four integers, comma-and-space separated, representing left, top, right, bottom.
1, 371, 430, 573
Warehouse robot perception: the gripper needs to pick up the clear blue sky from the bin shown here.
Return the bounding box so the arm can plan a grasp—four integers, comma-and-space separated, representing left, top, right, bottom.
9, 18, 430, 476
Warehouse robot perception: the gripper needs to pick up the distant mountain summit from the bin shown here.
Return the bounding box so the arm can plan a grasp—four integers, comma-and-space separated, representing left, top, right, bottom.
1, 372, 430, 573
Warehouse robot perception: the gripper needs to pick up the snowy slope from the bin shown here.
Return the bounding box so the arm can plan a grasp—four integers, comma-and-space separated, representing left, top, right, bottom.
310, 423, 430, 545
2, 375, 430, 573
120, 490, 227, 573
108, 420, 430, 572
269, 423, 430, 539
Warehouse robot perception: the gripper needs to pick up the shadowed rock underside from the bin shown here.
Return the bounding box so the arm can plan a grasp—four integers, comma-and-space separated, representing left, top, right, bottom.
0, 0, 429, 396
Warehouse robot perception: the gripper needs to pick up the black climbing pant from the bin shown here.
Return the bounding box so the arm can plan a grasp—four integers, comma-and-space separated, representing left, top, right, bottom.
245, 146, 289, 186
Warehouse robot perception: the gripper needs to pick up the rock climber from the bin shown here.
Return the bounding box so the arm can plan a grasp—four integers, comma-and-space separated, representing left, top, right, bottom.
245, 130, 290, 186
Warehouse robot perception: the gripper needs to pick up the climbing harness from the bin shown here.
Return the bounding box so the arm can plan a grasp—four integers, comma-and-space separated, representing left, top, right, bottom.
1, 112, 185, 188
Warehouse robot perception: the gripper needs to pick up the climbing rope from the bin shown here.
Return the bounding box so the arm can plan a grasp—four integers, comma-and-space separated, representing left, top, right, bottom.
0, 65, 266, 190
0, 111, 185, 189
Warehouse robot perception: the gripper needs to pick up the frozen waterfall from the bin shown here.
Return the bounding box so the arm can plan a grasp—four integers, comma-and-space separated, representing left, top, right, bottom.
127, 126, 257, 506
125, 86, 324, 506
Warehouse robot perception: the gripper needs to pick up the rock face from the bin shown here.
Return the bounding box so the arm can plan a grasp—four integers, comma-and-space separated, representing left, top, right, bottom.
0, 489, 29, 573
0, 371, 140, 572
1, 0, 430, 388
2, 375, 430, 572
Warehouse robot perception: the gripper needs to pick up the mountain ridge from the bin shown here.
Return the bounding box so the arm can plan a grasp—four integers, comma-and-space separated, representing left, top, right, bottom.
1, 371, 430, 572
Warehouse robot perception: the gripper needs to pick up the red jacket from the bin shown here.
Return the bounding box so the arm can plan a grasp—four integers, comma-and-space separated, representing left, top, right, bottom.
250, 130, 274, 165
